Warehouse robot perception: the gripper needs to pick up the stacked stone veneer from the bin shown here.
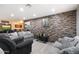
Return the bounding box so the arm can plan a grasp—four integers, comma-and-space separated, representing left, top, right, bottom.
30, 10, 76, 42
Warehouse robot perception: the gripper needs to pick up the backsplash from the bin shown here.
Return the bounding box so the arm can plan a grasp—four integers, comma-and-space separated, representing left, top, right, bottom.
30, 10, 76, 42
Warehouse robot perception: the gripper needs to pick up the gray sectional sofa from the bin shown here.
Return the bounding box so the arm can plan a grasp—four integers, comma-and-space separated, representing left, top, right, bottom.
53, 36, 79, 54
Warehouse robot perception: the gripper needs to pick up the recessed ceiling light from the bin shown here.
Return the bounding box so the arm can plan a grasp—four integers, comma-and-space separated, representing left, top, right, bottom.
20, 8, 24, 12
33, 14, 36, 17
20, 20, 23, 23
51, 9, 55, 12
10, 13, 14, 17
23, 17, 25, 20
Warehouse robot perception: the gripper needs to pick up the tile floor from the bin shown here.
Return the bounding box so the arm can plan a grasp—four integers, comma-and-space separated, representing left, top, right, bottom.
31, 40, 60, 54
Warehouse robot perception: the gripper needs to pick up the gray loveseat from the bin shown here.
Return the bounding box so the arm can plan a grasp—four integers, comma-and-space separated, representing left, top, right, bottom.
0, 31, 34, 54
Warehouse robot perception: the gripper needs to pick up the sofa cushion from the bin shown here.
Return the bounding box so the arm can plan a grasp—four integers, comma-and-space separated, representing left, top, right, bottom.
61, 39, 71, 48
63, 36, 79, 47
12, 37, 24, 44
23, 31, 34, 39
59, 37, 76, 49
0, 48, 4, 54
59, 47, 79, 54
9, 32, 24, 44
54, 37, 72, 50
53, 41, 62, 50
58, 38, 63, 43
9, 32, 19, 40
17, 32, 24, 38
16, 39, 33, 48
74, 36, 79, 40
63, 37, 74, 42
70, 39, 79, 47
0, 34, 16, 53
76, 42, 79, 48
59, 47, 75, 54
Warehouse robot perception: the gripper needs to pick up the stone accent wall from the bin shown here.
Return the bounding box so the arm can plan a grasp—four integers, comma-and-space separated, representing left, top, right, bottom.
30, 10, 76, 42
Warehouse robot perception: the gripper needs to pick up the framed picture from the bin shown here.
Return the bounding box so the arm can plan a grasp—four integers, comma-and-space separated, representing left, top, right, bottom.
24, 21, 32, 30
42, 18, 49, 27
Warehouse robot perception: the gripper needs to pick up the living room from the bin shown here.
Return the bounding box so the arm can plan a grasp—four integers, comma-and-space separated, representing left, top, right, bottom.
0, 4, 79, 54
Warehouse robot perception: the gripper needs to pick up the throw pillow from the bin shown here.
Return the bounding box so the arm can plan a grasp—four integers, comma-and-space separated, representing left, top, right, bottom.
58, 38, 63, 43
63, 37, 74, 42
76, 42, 79, 48
74, 36, 79, 40
53, 41, 62, 50
9, 32, 18, 40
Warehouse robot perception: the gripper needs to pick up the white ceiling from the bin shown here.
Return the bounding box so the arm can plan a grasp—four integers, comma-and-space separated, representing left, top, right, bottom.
0, 4, 78, 20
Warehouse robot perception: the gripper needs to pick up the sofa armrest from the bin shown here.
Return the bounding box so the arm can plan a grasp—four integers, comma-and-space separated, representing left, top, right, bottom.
59, 47, 79, 54
16, 39, 33, 48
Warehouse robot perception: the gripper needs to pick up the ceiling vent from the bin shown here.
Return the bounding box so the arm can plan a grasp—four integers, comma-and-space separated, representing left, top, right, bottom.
25, 4, 32, 8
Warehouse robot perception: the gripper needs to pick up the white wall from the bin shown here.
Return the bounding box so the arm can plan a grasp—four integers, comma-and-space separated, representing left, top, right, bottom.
76, 5, 79, 35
